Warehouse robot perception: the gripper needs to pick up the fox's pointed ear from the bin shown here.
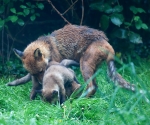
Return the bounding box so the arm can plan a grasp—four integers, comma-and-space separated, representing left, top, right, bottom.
34, 48, 42, 60
13, 48, 24, 59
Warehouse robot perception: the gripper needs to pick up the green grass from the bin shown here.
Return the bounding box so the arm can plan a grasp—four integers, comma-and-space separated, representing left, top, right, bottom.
0, 58, 150, 125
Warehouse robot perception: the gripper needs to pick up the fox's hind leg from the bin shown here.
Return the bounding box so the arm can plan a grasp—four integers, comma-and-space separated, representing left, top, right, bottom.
80, 41, 115, 97
80, 56, 98, 97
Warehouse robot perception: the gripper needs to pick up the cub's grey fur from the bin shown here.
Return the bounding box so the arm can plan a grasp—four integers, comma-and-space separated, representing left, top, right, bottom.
37, 60, 81, 104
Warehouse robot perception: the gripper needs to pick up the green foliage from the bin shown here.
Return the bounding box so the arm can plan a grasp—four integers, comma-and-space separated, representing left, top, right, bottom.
110, 13, 124, 26
0, 0, 45, 70
100, 15, 109, 31
0, 57, 27, 77
90, 2, 124, 28
0, 0, 44, 28
90, 0, 148, 45
130, 6, 146, 14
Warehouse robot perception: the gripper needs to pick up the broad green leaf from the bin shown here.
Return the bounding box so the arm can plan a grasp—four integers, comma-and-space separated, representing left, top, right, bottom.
26, 2, 31, 7
17, 19, 24, 26
23, 9, 30, 16
0, 20, 4, 29
0, 6, 5, 14
100, 15, 109, 31
10, 8, 16, 14
113, 5, 123, 13
37, 3, 44, 10
20, 5, 27, 9
124, 22, 131, 26
9, 16, 18, 23
90, 2, 106, 12
137, 8, 146, 13
133, 16, 140, 21
90, 3, 123, 13
110, 13, 124, 26
141, 23, 148, 30
4, 0, 10, 4
130, 6, 137, 14
30, 15, 36, 21
103, 4, 112, 14
17, 12, 24, 16
90, 2, 102, 11
112, 29, 128, 39
128, 31, 142, 44
135, 20, 142, 30
130, 6, 145, 14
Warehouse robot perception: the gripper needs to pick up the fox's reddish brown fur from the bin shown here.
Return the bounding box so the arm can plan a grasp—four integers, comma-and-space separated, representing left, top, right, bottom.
11, 24, 135, 99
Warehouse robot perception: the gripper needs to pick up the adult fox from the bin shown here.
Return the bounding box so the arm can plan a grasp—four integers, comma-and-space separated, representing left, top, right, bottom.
9, 24, 135, 99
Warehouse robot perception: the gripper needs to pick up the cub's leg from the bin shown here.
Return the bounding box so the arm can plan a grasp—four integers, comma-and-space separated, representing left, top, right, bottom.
58, 82, 66, 104
59, 88, 66, 104
30, 76, 42, 100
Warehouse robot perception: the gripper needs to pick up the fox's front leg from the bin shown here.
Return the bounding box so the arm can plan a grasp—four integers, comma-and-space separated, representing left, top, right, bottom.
30, 76, 42, 100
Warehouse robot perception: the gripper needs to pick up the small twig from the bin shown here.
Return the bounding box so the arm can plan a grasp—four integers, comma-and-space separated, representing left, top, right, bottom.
1, 25, 4, 64
26, 20, 61, 25
14, 20, 28, 39
80, 0, 84, 25
71, 0, 74, 16
34, 0, 44, 1
6, 28, 25, 44
1, 0, 4, 64
7, 34, 9, 61
47, 0, 71, 24
62, 0, 78, 15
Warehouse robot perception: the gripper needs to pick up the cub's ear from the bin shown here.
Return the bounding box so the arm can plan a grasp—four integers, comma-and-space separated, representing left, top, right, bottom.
52, 90, 58, 97
60, 59, 80, 68
13, 48, 24, 60
34, 48, 42, 60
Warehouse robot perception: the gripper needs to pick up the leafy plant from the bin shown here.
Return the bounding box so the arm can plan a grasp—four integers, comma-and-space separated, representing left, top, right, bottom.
0, 57, 27, 77
90, 1, 148, 44
0, 0, 44, 28
0, 0, 44, 70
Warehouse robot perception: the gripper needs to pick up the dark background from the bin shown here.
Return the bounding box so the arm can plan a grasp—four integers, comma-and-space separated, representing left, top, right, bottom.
0, 0, 150, 76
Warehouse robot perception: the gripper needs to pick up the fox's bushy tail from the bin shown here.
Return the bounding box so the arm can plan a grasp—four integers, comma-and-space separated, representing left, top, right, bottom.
107, 60, 135, 91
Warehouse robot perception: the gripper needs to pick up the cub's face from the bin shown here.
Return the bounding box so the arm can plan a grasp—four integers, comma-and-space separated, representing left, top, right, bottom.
42, 89, 59, 104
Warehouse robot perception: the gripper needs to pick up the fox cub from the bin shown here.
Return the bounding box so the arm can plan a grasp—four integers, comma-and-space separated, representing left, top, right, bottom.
36, 60, 81, 104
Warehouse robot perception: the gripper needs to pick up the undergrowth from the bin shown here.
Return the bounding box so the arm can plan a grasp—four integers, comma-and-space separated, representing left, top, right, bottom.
0, 57, 150, 125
